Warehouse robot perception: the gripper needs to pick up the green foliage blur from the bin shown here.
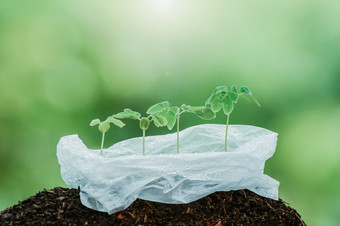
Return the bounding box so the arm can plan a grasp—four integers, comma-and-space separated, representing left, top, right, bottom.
1, 1, 339, 225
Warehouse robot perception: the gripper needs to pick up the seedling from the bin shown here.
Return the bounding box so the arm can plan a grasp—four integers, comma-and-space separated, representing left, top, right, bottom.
114, 105, 169, 155
145, 102, 215, 153
205, 85, 260, 152
175, 104, 215, 153
90, 116, 125, 155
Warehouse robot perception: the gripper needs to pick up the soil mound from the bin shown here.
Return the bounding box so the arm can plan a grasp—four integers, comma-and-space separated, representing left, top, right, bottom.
1, 187, 305, 225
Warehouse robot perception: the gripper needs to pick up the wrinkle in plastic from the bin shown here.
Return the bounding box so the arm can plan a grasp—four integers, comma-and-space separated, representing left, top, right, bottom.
57, 124, 279, 214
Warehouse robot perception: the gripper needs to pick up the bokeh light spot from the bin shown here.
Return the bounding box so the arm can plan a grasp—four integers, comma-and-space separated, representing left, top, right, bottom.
25, 14, 79, 68
279, 105, 340, 185
43, 59, 98, 112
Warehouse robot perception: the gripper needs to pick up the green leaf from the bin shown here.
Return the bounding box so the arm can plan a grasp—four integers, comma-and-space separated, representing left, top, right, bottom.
98, 122, 110, 133
205, 86, 228, 106
180, 104, 191, 111
147, 101, 170, 115
189, 106, 216, 120
231, 85, 237, 93
240, 93, 261, 107
170, 106, 180, 115
139, 117, 150, 130
205, 95, 213, 106
210, 93, 225, 113
228, 91, 239, 103
152, 114, 168, 127
106, 116, 125, 128
222, 95, 234, 115
213, 86, 228, 94
159, 106, 178, 130
240, 86, 252, 95
90, 119, 100, 126
114, 109, 141, 120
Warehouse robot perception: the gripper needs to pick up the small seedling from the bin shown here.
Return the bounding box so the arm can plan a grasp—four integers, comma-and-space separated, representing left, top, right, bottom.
90, 116, 125, 155
145, 102, 215, 154
114, 105, 169, 155
175, 104, 215, 153
205, 85, 260, 152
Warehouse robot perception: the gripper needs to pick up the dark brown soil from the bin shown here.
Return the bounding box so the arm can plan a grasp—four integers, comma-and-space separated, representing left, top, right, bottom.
1, 187, 305, 226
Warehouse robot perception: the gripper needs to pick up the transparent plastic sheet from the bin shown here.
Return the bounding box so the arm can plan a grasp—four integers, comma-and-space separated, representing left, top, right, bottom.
57, 124, 279, 214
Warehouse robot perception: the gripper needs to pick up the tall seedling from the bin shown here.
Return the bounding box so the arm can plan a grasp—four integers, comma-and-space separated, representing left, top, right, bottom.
147, 102, 215, 154
205, 85, 260, 152
90, 116, 125, 155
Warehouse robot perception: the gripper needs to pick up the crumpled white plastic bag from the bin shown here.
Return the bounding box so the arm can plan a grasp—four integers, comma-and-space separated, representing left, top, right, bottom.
57, 124, 279, 214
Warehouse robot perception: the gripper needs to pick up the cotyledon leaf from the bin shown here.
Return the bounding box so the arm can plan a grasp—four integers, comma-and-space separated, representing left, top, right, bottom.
90, 119, 100, 126
147, 101, 170, 115
106, 116, 125, 128
114, 109, 141, 120
189, 106, 216, 120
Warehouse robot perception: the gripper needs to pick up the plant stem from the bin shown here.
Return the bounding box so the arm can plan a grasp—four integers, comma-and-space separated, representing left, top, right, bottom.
225, 114, 230, 152
100, 132, 105, 156
142, 129, 146, 155
177, 113, 180, 154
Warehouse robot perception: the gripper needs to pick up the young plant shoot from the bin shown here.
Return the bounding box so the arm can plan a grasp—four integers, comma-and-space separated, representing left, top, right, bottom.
90, 116, 125, 155
89, 86, 258, 155
114, 105, 169, 155
147, 102, 215, 153
205, 85, 260, 152
175, 104, 215, 154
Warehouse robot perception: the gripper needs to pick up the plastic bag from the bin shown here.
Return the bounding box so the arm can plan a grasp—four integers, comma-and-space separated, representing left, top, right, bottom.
57, 124, 279, 214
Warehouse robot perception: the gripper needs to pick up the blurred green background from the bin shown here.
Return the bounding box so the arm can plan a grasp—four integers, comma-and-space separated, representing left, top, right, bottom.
1, 0, 339, 225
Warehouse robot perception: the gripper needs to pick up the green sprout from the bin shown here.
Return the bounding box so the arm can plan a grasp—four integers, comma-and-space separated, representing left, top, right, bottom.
114, 105, 169, 155
205, 85, 260, 152
90, 116, 125, 155
147, 102, 215, 154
